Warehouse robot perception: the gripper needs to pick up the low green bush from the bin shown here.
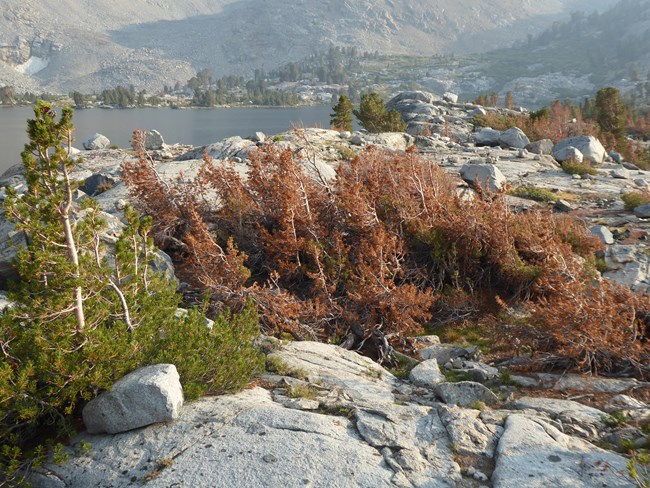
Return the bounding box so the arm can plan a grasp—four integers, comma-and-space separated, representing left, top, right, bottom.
622, 191, 650, 211
508, 185, 558, 203
561, 160, 597, 176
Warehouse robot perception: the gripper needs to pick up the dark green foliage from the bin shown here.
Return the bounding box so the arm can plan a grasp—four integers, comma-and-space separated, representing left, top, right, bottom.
353, 93, 406, 133
595, 87, 626, 142
330, 95, 353, 132
0, 103, 263, 485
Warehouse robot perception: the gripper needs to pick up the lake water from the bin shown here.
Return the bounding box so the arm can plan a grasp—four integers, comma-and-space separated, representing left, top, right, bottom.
0, 105, 333, 174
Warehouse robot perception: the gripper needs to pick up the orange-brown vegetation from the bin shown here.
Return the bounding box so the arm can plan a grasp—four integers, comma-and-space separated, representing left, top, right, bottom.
473, 95, 650, 168
472, 100, 596, 143
123, 130, 650, 375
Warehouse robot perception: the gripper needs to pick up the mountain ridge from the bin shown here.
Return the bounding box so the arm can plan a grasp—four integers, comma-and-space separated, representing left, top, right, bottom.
0, 0, 619, 93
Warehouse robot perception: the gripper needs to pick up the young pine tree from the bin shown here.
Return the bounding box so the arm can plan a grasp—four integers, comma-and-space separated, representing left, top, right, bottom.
330, 95, 353, 132
0, 103, 263, 485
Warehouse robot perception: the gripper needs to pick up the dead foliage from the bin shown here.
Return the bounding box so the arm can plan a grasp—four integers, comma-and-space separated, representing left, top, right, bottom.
123, 130, 649, 375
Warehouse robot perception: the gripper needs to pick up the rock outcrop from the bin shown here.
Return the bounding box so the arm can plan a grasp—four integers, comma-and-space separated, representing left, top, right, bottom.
30, 341, 640, 487
492, 415, 630, 488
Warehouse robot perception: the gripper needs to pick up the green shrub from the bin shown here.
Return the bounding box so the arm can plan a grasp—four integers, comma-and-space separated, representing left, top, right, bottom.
622, 192, 650, 211
266, 355, 308, 380
508, 185, 558, 203
561, 160, 597, 176
628, 450, 650, 487
444, 370, 473, 383
285, 384, 318, 400
602, 410, 627, 428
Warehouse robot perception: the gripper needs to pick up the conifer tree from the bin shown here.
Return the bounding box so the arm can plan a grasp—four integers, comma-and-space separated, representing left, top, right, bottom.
595, 87, 626, 142
330, 95, 353, 132
5, 102, 89, 332
353, 92, 406, 133
0, 104, 263, 485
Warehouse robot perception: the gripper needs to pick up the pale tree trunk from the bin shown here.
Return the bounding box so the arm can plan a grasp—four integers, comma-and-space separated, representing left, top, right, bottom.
61, 212, 85, 333
60, 144, 85, 333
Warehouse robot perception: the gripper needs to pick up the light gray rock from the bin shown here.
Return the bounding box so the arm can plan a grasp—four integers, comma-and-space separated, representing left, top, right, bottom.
554, 199, 575, 212
0, 291, 14, 311
612, 167, 631, 179
268, 341, 398, 407
144, 129, 164, 150
498, 127, 530, 149
34, 388, 398, 488
409, 359, 445, 388
492, 415, 632, 488
525, 139, 554, 155
83, 133, 111, 150
350, 133, 365, 145
438, 405, 501, 457
460, 163, 507, 192
461, 361, 500, 383
474, 127, 502, 147
606, 394, 647, 412
443, 92, 459, 103
472, 107, 487, 116
363, 132, 415, 151
386, 91, 439, 110
435, 381, 499, 407
512, 396, 606, 429
552, 136, 606, 164
603, 244, 650, 290
355, 403, 461, 487
590, 225, 614, 245
251, 131, 266, 143
413, 335, 441, 346
418, 344, 479, 364
180, 136, 256, 161
555, 145, 584, 163
82, 364, 183, 434
605, 395, 650, 421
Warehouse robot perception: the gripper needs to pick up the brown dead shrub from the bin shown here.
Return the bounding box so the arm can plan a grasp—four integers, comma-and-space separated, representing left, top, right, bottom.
123, 131, 649, 375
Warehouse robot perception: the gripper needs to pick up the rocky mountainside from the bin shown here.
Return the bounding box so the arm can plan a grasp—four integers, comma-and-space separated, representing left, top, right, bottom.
459, 0, 650, 107
0, 0, 618, 93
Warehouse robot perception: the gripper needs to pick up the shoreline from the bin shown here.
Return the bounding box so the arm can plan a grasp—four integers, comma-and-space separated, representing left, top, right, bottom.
0, 102, 330, 110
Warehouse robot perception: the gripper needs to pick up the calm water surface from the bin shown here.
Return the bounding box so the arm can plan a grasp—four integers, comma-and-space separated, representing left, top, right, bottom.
0, 105, 332, 173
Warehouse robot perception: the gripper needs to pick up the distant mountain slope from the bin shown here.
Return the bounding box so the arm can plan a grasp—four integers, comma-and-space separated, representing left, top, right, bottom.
465, 0, 650, 106
0, 0, 619, 93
